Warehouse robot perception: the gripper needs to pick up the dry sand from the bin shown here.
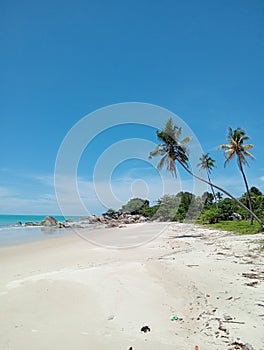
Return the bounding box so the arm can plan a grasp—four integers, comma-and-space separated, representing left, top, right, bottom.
0, 222, 263, 350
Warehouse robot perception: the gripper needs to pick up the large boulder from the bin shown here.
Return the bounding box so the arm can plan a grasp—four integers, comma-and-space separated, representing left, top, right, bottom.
86, 215, 106, 224
230, 212, 242, 221
106, 221, 119, 228
25, 221, 39, 226
41, 216, 58, 226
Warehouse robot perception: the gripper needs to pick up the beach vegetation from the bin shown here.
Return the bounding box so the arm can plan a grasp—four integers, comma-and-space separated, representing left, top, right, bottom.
202, 220, 261, 234
149, 118, 264, 230
145, 192, 203, 222
114, 186, 264, 233
140, 204, 159, 218
200, 208, 221, 224
121, 198, 149, 214
103, 208, 118, 217
202, 191, 214, 206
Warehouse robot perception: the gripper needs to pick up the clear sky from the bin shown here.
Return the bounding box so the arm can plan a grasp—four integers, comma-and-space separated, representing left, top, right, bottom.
1, 0, 264, 215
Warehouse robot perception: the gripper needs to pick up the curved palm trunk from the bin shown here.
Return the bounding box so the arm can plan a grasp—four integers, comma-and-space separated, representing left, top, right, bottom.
207, 170, 218, 209
238, 159, 254, 225
178, 161, 264, 230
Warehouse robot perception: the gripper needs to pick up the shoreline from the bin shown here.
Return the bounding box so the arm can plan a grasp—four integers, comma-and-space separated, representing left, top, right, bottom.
0, 222, 263, 349
0, 213, 152, 247
0, 222, 106, 247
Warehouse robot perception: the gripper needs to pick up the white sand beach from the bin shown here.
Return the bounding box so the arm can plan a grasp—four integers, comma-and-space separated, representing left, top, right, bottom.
0, 222, 263, 350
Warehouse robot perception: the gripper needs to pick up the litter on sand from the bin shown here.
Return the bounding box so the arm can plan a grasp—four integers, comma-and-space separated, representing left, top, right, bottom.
170, 315, 178, 321
140, 325, 151, 333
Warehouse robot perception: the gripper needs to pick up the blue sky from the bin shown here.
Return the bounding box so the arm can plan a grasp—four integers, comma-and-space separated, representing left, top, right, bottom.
1, 0, 264, 215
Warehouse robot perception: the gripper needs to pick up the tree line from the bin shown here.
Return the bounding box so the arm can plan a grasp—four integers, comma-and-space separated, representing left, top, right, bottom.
111, 186, 264, 225
106, 118, 264, 230
148, 118, 263, 229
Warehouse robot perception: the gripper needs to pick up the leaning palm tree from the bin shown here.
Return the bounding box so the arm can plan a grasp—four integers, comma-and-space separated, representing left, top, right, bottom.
149, 118, 191, 176
149, 119, 263, 229
219, 127, 254, 224
197, 153, 218, 208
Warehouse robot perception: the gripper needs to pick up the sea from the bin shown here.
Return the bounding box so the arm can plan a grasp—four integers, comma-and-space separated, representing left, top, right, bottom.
0, 214, 90, 247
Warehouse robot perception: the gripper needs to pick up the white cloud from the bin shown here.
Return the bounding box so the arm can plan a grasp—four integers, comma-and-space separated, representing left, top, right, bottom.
0, 186, 13, 197
81, 172, 207, 213
0, 195, 61, 215
0, 169, 209, 215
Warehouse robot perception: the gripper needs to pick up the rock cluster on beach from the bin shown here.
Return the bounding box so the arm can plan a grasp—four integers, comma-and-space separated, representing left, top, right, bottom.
85, 211, 149, 228
23, 216, 70, 228
22, 213, 149, 229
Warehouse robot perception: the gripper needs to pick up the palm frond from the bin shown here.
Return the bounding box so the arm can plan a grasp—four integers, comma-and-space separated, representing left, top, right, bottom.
179, 136, 192, 144
163, 118, 175, 139
149, 145, 162, 159
219, 143, 232, 150
167, 158, 177, 176
240, 154, 248, 164
174, 126, 182, 141
243, 150, 255, 159
224, 149, 235, 167
230, 137, 238, 148
157, 155, 167, 171
242, 144, 254, 150
224, 148, 235, 157
227, 127, 233, 139
157, 154, 177, 176
241, 135, 250, 142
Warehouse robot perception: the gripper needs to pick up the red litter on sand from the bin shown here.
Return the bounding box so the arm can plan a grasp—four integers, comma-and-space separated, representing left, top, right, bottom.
195, 346, 199, 350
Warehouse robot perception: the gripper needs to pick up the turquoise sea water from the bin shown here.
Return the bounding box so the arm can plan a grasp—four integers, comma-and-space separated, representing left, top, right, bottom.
0, 215, 84, 246
0, 214, 77, 227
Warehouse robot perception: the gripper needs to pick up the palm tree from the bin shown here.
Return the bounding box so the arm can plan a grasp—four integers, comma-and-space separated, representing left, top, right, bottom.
197, 153, 218, 208
215, 191, 223, 201
149, 119, 263, 229
149, 118, 191, 176
219, 127, 254, 224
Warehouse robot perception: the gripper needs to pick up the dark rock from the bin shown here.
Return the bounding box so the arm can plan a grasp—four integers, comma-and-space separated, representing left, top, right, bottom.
87, 215, 106, 224
57, 222, 70, 228
106, 221, 119, 228
25, 221, 39, 226
41, 216, 58, 227
25, 222, 34, 226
